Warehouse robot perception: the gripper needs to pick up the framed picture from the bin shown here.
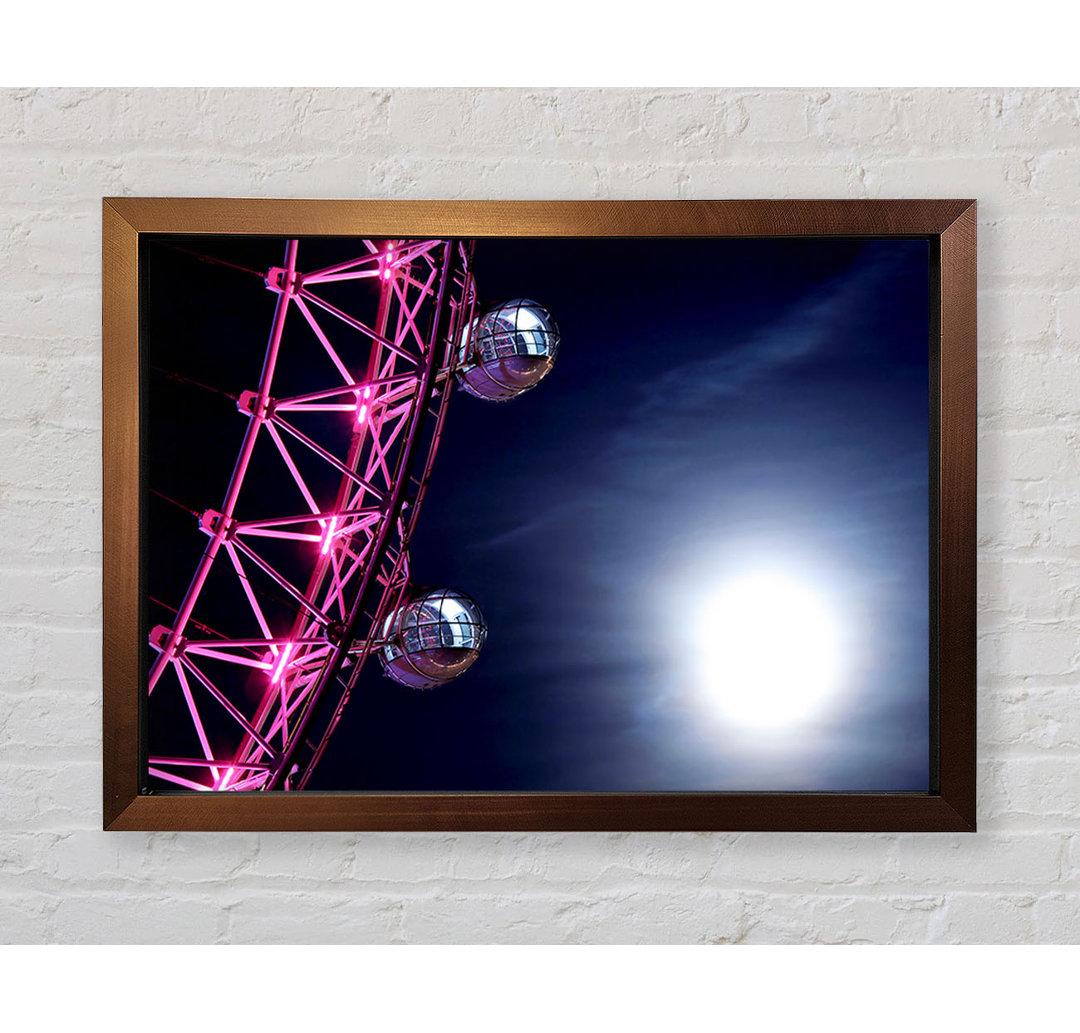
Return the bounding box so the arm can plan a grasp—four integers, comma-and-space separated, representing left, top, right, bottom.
103, 199, 975, 831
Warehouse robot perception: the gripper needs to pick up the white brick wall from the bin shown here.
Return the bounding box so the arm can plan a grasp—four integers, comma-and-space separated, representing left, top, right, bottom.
1, 87, 1077, 944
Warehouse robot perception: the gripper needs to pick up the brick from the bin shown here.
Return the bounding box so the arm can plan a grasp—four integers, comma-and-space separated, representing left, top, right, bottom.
1032, 893, 1080, 942
0, 353, 101, 430
0, 892, 58, 943
547, 89, 654, 159
982, 758, 1080, 825
982, 352, 1080, 419
978, 484, 1052, 551
0, 88, 31, 141
741, 892, 944, 944
982, 426, 1080, 487
0, 425, 101, 497
392, 889, 736, 945
1029, 149, 1080, 205
979, 289, 1055, 347
889, 833, 1062, 886
933, 893, 1037, 943
299, 89, 392, 147
34, 831, 150, 886
638, 92, 748, 159
0, 568, 100, 620
21, 88, 119, 146
681, 158, 869, 197
817, 89, 913, 149
884, 88, 1080, 154
471, 157, 606, 199
1067, 834, 1080, 880
978, 558, 1071, 623
226, 890, 405, 944
469, 90, 567, 156
740, 90, 820, 143
0, 155, 121, 208
596, 162, 688, 199
50, 890, 230, 943
20, 211, 98, 276
1054, 289, 1080, 340
0, 691, 101, 757
720, 834, 896, 887
4, 624, 100, 685
337, 833, 452, 883
861, 154, 1039, 212
387, 89, 479, 153
981, 216, 1080, 284
0, 763, 101, 833
0, 283, 98, 338
141, 832, 262, 880
982, 684, 1080, 751
986, 628, 1078, 678
555, 887, 748, 944
2, 498, 100, 561
254, 832, 451, 884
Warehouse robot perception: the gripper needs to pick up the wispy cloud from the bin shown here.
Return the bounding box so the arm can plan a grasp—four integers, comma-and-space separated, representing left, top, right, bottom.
468, 497, 595, 552
631, 245, 904, 420
471, 249, 917, 559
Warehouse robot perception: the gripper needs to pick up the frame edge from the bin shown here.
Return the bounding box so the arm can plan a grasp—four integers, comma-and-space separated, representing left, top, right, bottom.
102, 197, 975, 238
102, 198, 978, 833
936, 200, 977, 832
102, 199, 142, 830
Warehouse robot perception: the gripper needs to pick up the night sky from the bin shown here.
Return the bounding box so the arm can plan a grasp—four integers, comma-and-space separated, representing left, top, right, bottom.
146, 234, 931, 793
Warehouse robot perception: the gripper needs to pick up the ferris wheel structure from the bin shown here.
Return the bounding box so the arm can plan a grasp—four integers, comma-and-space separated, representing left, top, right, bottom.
147, 237, 478, 792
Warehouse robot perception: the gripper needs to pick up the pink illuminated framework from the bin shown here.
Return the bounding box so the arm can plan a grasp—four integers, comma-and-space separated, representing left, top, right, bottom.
147, 237, 477, 791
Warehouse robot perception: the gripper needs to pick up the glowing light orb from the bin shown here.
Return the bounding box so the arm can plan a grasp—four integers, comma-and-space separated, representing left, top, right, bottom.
695, 571, 842, 729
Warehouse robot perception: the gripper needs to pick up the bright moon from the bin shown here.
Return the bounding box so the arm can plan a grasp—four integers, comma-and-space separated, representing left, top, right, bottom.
696, 570, 842, 729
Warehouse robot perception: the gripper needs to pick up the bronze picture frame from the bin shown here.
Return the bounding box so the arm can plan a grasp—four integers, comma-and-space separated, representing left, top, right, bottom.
103, 198, 975, 831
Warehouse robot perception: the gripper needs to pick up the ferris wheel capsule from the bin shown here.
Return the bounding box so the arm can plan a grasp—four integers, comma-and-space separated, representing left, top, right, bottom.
379, 587, 487, 689
456, 298, 560, 401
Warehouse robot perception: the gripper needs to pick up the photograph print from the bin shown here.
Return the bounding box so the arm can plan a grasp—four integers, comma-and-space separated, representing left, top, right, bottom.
143, 231, 932, 795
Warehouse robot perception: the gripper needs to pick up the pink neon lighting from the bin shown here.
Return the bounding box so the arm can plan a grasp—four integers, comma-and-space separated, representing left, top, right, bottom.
147, 238, 476, 795
320, 515, 340, 555
270, 643, 295, 685
356, 385, 373, 426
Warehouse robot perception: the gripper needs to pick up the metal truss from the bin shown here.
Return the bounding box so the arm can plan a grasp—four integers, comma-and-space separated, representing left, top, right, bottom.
147, 237, 477, 791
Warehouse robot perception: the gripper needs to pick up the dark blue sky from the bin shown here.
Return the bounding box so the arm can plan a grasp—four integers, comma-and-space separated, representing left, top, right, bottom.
312, 236, 931, 792
146, 235, 931, 793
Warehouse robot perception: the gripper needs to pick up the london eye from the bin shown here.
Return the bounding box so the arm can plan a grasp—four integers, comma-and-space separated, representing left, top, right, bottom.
145, 237, 559, 792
